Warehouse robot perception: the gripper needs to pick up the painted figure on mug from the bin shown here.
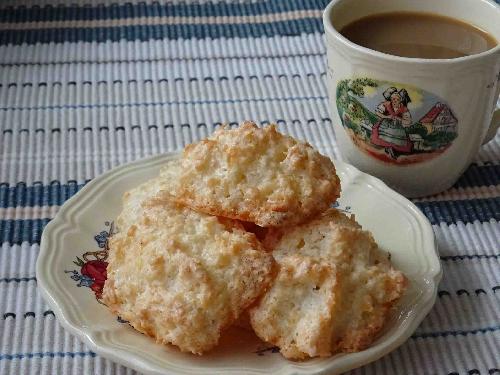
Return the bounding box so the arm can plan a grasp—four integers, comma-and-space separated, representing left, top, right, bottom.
371, 87, 413, 159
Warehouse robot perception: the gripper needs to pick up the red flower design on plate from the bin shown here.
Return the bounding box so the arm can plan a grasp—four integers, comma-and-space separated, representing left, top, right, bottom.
66, 222, 115, 302
81, 259, 108, 299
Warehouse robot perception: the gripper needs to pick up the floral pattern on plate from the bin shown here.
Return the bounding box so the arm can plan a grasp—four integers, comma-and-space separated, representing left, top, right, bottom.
65, 221, 114, 302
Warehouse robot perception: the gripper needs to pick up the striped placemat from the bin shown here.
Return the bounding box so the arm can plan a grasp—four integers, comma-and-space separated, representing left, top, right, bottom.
0, 1, 499, 374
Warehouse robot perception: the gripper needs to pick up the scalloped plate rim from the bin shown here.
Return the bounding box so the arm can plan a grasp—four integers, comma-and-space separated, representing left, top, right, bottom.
37, 152, 442, 375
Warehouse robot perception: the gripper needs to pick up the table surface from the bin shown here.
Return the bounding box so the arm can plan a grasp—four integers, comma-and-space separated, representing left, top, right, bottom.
0, 1, 499, 374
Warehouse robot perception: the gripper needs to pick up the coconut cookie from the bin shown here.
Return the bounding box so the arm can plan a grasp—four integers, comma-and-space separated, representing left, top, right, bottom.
250, 209, 407, 359
102, 180, 275, 355
160, 122, 341, 227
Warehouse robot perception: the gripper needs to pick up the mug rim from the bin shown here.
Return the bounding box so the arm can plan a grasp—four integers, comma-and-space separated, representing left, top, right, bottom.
322, 0, 500, 64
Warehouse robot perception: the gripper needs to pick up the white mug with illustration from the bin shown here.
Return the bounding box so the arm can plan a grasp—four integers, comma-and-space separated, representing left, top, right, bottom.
323, 0, 500, 197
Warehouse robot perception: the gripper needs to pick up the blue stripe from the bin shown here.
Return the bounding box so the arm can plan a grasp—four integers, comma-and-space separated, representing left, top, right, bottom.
0, 72, 324, 90
1, 198, 498, 245
0, 18, 322, 46
0, 219, 50, 246
1, 118, 326, 135
0, 351, 96, 361
440, 254, 500, 261
0, 0, 327, 23
0, 277, 36, 283
455, 163, 500, 189
0, 95, 328, 112
411, 325, 500, 339
1, 165, 498, 209
0, 181, 85, 208
414, 198, 499, 226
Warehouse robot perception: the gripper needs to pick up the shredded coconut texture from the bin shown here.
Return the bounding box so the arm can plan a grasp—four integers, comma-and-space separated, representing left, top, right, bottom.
250, 209, 407, 359
160, 122, 341, 227
102, 177, 275, 355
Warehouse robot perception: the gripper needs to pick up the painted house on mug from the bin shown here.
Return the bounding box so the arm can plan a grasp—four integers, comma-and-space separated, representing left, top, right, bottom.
419, 102, 458, 133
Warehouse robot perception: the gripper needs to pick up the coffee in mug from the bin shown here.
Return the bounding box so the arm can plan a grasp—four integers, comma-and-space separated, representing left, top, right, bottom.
339, 12, 497, 59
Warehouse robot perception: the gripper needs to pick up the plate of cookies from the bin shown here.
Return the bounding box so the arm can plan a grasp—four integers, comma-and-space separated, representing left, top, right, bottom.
37, 122, 441, 375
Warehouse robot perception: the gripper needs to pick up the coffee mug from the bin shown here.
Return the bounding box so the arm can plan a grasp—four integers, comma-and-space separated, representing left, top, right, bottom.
323, 0, 500, 197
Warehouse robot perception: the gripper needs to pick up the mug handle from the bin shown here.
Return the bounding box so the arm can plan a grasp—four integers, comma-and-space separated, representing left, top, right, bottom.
482, 97, 500, 145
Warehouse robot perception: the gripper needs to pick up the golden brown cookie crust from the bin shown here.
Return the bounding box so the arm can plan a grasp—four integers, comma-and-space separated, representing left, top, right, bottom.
161, 122, 341, 227
250, 209, 407, 359
102, 178, 275, 355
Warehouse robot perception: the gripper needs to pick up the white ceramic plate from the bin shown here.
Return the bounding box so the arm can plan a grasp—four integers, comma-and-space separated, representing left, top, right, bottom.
37, 152, 441, 375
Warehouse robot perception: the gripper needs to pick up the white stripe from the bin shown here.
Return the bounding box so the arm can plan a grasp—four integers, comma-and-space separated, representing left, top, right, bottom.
0, 205, 60, 220
0, 31, 326, 65
434, 221, 500, 256
0, 10, 323, 30
412, 185, 500, 202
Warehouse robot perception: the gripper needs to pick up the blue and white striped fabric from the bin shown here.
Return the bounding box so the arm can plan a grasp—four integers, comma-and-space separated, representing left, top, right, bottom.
0, 1, 499, 374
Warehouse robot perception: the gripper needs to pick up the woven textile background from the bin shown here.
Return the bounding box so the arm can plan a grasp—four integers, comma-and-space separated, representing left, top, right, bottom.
0, 1, 499, 374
